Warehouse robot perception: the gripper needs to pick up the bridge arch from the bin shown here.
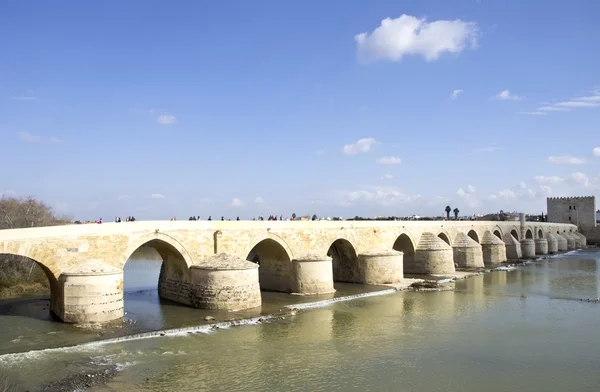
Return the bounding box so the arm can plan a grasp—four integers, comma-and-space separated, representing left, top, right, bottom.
492, 225, 503, 240
536, 227, 544, 239
122, 232, 194, 305
467, 229, 480, 243
525, 228, 533, 239
122, 232, 193, 269
437, 230, 451, 246
246, 237, 293, 292
0, 252, 61, 318
327, 238, 359, 284
392, 233, 416, 273
241, 232, 294, 263
510, 226, 520, 240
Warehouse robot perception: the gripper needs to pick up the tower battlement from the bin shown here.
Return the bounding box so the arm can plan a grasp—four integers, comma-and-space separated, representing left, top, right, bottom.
547, 196, 596, 232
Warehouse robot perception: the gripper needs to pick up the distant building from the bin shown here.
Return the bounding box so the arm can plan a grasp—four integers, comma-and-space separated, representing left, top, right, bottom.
597, 209, 600, 223
547, 196, 597, 232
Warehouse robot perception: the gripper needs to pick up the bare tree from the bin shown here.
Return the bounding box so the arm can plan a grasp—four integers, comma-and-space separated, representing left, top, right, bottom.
0, 196, 70, 296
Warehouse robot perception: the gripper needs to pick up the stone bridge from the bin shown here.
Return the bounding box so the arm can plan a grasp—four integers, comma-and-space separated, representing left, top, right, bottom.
0, 219, 583, 324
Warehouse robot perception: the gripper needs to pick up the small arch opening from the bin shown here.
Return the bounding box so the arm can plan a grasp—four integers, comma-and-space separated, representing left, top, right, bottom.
525, 229, 533, 239
393, 234, 416, 273
437, 233, 450, 245
493, 230, 502, 239
327, 239, 359, 283
124, 239, 193, 310
467, 230, 479, 243
0, 253, 59, 321
247, 238, 292, 292
538, 229, 543, 239
510, 229, 519, 240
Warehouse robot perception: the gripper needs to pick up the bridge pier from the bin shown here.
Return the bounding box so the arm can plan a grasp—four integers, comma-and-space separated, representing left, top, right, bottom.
546, 233, 559, 254
408, 232, 455, 275
292, 254, 335, 295
357, 249, 403, 284
58, 262, 124, 324
572, 232, 587, 247
555, 234, 568, 251
190, 254, 261, 311
534, 238, 548, 255
480, 231, 507, 265
158, 261, 192, 306
520, 239, 536, 258
561, 233, 577, 249
452, 233, 484, 269
503, 233, 522, 259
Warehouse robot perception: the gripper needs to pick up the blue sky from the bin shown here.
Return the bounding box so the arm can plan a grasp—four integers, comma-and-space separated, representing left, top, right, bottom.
1, 0, 599, 220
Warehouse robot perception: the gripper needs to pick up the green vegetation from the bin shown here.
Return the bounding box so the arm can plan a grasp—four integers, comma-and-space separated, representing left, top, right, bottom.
0, 196, 70, 297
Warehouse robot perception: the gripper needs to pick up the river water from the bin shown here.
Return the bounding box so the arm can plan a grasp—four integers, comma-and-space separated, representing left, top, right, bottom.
1, 248, 600, 391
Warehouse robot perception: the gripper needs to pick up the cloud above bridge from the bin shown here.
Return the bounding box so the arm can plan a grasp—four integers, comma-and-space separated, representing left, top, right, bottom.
343, 138, 377, 155
355, 14, 478, 63
547, 155, 586, 165
230, 198, 244, 207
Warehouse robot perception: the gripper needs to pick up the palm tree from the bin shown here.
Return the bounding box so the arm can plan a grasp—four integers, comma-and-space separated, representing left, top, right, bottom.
445, 206, 451, 219
291, 213, 297, 220
453, 208, 460, 220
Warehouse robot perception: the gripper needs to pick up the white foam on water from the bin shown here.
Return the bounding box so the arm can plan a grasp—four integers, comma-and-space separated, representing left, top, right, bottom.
0, 314, 279, 366
286, 288, 397, 310
494, 266, 517, 271
0, 288, 398, 366
437, 278, 453, 284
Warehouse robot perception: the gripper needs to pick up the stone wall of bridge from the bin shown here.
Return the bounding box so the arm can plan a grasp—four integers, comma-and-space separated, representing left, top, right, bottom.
0, 220, 581, 323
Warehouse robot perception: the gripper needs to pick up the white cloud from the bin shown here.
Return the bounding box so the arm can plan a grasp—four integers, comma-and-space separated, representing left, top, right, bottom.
471, 146, 500, 153
555, 101, 600, 108
539, 185, 552, 195
573, 95, 600, 102
315, 149, 325, 155
538, 106, 571, 112
547, 155, 586, 165
533, 90, 600, 113
117, 194, 132, 200
254, 197, 265, 204
567, 172, 593, 188
492, 90, 522, 101
12, 95, 36, 101
533, 175, 564, 185
381, 173, 394, 180
157, 114, 177, 125
532, 172, 599, 192
150, 193, 165, 199
355, 14, 478, 63
48, 137, 62, 144
343, 137, 377, 155
339, 186, 422, 207
376, 156, 401, 165
487, 188, 517, 200
19, 131, 41, 143
450, 89, 464, 100
518, 111, 547, 116
456, 185, 481, 208
230, 198, 244, 207
593, 147, 600, 157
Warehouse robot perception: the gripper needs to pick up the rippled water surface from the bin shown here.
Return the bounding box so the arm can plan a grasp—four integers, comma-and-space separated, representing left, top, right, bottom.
2, 249, 600, 391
